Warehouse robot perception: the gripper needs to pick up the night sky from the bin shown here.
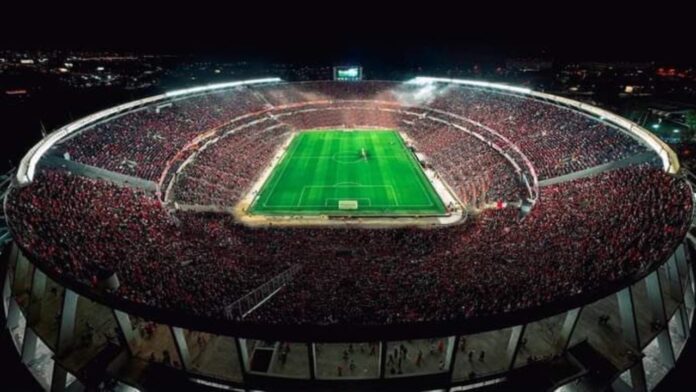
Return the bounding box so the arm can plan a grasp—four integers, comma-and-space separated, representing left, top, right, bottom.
2, 3, 694, 65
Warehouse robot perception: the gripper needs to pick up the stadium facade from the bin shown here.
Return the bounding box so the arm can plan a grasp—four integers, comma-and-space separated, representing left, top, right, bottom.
1, 77, 695, 391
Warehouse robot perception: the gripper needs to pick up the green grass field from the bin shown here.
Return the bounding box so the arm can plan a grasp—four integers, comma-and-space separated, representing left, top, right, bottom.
249, 129, 447, 216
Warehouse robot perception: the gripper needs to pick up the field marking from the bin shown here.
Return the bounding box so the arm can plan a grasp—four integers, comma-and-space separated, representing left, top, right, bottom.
296, 187, 306, 207
252, 129, 445, 214
331, 153, 369, 164
300, 184, 396, 188
289, 154, 402, 160
289, 132, 434, 209
241, 130, 298, 212
297, 185, 391, 207
398, 137, 433, 205
325, 198, 372, 207
239, 128, 463, 225
259, 204, 435, 208
295, 184, 396, 208
258, 134, 304, 208
268, 184, 433, 209
393, 130, 440, 209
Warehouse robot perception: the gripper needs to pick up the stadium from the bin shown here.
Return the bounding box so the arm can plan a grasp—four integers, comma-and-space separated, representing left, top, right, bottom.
1, 73, 695, 392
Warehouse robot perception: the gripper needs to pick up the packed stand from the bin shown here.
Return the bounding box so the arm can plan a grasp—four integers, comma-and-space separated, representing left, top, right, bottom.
274, 105, 401, 130
251, 81, 401, 107
55, 81, 652, 198
170, 102, 526, 207
172, 120, 291, 206
246, 166, 692, 324
400, 117, 526, 203
425, 86, 650, 179
6, 165, 692, 326
6, 170, 293, 315
58, 87, 268, 182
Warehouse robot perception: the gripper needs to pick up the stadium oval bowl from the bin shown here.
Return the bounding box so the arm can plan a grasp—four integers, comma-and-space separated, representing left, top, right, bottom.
2, 78, 695, 391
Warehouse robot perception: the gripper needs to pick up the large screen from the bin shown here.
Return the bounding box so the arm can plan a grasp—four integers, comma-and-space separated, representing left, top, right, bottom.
333, 66, 363, 81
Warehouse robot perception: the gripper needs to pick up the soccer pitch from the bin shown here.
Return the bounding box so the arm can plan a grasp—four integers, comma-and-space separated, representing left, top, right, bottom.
249, 129, 447, 216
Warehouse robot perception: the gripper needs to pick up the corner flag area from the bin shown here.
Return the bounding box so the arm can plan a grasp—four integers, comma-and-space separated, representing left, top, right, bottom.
249, 130, 447, 216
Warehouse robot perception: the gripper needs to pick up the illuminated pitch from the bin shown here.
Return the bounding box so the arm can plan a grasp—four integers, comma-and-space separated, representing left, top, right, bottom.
249, 130, 447, 216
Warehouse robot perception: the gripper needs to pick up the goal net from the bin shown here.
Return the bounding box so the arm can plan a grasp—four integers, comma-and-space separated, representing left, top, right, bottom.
338, 200, 359, 210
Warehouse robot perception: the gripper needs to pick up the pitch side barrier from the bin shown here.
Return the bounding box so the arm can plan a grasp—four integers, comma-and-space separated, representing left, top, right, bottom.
407, 77, 679, 175
15, 78, 282, 185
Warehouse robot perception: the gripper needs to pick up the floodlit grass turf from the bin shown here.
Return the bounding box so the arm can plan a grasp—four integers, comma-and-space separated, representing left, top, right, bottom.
249, 129, 447, 216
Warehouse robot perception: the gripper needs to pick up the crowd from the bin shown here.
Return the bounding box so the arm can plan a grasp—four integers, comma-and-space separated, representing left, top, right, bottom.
10, 81, 689, 327
59, 87, 267, 182
273, 104, 401, 131
400, 117, 526, 203
7, 170, 297, 313
253, 81, 401, 106
169, 102, 527, 207
425, 87, 648, 179
54, 82, 652, 205
6, 165, 692, 326
172, 120, 291, 206
244, 165, 693, 324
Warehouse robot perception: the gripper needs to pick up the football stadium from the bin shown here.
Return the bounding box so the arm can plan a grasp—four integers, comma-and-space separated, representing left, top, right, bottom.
1, 74, 695, 391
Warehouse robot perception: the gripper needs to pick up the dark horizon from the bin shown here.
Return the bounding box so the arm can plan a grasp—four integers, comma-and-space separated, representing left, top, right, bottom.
2, 3, 695, 65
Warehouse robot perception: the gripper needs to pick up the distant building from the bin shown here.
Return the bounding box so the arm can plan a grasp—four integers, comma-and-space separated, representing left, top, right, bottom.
505, 58, 553, 72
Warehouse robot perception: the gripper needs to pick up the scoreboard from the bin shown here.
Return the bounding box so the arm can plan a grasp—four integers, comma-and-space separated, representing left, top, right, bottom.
333, 66, 363, 81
